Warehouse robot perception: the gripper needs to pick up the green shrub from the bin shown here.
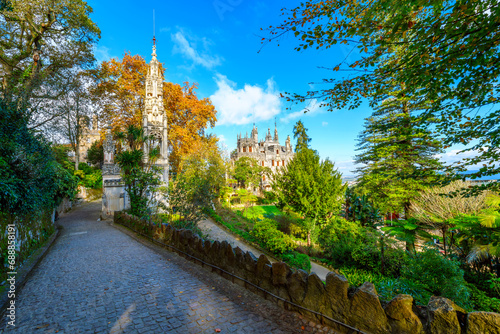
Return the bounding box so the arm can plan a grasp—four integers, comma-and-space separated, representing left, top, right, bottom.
169, 220, 203, 237
468, 283, 500, 312
251, 219, 295, 254
319, 217, 373, 269
351, 241, 381, 272
318, 217, 408, 277
259, 191, 277, 205
319, 217, 366, 249
272, 214, 293, 232
375, 278, 432, 306
402, 248, 470, 309
78, 162, 94, 175
338, 267, 385, 288
80, 170, 102, 189
282, 251, 311, 272
464, 270, 500, 299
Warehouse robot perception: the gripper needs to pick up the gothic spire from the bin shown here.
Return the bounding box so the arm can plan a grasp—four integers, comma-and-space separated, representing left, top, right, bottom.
274, 120, 279, 142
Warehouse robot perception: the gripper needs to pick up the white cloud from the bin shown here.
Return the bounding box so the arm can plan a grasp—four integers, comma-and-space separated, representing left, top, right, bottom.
171, 30, 222, 70
210, 74, 282, 126
322, 121, 328, 127
435, 148, 485, 170
280, 99, 323, 123
94, 45, 113, 63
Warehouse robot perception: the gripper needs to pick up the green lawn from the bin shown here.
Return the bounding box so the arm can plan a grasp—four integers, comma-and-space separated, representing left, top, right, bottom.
242, 205, 283, 219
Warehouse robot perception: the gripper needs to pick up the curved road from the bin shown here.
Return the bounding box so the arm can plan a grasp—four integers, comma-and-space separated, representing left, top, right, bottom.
1, 202, 334, 334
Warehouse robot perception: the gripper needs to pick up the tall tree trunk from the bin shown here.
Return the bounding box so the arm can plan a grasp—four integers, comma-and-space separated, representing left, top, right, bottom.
380, 233, 385, 275
406, 241, 416, 255
442, 227, 447, 256
404, 201, 411, 220
75, 138, 80, 170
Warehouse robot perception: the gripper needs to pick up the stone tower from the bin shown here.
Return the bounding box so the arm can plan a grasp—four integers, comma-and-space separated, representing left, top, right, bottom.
232, 123, 294, 191
143, 42, 169, 185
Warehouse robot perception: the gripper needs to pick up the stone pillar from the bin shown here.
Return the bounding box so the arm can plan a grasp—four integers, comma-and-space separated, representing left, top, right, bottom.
102, 124, 128, 216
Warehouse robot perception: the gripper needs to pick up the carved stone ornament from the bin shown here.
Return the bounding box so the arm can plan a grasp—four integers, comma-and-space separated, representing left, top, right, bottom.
102, 164, 121, 176
150, 129, 162, 141
103, 125, 115, 164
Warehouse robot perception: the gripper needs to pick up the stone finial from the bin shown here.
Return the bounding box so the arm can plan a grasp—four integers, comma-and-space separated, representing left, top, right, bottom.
152, 44, 157, 59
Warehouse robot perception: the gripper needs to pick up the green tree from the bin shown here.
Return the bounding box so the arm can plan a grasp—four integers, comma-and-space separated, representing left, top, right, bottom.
220, 178, 237, 206
354, 94, 443, 218
0, 98, 77, 214
265, 0, 500, 190
451, 213, 500, 276
382, 219, 433, 255
165, 139, 227, 228
115, 125, 163, 218
410, 181, 489, 256
56, 72, 95, 170
235, 188, 257, 217
273, 147, 345, 246
344, 189, 382, 228
1, 0, 100, 109
86, 140, 104, 168
293, 120, 311, 152
233, 157, 267, 189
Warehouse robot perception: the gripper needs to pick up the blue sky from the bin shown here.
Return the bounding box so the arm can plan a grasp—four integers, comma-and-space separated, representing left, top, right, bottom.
87, 0, 475, 177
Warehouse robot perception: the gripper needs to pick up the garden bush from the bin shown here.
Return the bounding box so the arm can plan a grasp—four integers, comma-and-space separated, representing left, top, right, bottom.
318, 217, 409, 277
338, 267, 385, 288
282, 251, 311, 272
76, 163, 102, 189
319, 217, 372, 268
80, 170, 102, 189
251, 219, 295, 254
467, 283, 500, 312
402, 248, 470, 309
375, 277, 432, 306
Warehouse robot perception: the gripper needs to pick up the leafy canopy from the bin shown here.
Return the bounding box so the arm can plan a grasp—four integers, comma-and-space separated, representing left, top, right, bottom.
273, 147, 345, 223
265, 0, 500, 187
355, 93, 443, 216
92, 53, 217, 176
1, 0, 100, 107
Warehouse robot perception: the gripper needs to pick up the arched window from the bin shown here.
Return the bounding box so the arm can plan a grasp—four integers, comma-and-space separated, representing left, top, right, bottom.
272, 160, 275, 166
249, 147, 253, 153
261, 161, 264, 166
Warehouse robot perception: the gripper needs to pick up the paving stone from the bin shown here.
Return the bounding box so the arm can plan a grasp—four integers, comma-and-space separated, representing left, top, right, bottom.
0, 202, 337, 333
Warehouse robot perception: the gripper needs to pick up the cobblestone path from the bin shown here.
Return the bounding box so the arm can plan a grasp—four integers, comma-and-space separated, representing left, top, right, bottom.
1, 202, 335, 334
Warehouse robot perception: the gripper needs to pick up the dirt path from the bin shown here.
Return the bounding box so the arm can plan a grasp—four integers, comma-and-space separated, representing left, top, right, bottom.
198, 217, 333, 281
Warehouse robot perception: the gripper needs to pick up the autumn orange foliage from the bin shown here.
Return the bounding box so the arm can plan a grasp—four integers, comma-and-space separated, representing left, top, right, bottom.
92, 52, 218, 176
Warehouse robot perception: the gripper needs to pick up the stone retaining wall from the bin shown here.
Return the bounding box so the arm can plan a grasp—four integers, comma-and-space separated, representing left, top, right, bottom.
0, 209, 56, 283
115, 212, 500, 334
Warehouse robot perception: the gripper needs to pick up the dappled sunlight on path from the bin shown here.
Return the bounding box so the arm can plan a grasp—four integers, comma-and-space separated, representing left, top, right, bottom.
0, 202, 333, 333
